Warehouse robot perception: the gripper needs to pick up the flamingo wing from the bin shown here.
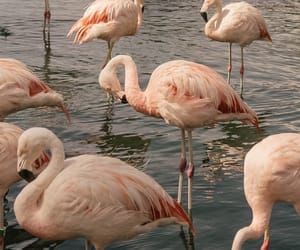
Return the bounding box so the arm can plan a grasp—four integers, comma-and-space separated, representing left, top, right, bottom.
150, 60, 258, 128
67, 0, 139, 44
0, 58, 50, 97
44, 155, 191, 229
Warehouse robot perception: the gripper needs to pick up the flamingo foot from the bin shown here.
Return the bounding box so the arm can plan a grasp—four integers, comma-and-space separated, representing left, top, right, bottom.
260, 237, 270, 250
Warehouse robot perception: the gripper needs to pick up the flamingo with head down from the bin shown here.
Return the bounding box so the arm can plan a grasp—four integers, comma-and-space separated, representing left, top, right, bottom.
14, 127, 193, 250
0, 122, 49, 250
99, 55, 259, 215
200, 0, 272, 98
68, 0, 144, 68
232, 133, 300, 250
0, 58, 70, 122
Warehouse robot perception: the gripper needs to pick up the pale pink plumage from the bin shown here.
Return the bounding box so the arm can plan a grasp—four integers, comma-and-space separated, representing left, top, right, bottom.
200, 0, 272, 97
99, 55, 258, 213
0, 122, 49, 250
0, 58, 70, 121
14, 127, 193, 250
67, 0, 144, 66
232, 133, 300, 250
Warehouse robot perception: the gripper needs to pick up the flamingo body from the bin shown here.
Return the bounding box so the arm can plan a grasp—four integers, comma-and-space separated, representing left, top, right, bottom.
202, 1, 271, 46
99, 55, 258, 213
232, 133, 300, 250
0, 58, 69, 121
15, 127, 192, 250
0, 122, 49, 250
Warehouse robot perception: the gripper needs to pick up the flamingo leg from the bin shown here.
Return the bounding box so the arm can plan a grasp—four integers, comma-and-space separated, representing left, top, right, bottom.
102, 41, 115, 68
240, 47, 245, 99
294, 203, 300, 214
84, 239, 93, 250
0, 196, 5, 250
43, 0, 51, 49
177, 129, 187, 205
186, 130, 194, 217
227, 43, 232, 85
260, 228, 270, 250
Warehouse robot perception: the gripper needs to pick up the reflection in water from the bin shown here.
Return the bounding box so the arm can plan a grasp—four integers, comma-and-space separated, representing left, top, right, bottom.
86, 104, 151, 170
0, 27, 11, 38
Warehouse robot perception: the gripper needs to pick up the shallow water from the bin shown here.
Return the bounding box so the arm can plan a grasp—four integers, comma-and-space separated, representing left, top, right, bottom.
1, 0, 300, 249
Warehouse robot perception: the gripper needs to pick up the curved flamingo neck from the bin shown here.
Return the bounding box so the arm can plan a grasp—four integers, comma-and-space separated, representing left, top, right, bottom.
106, 55, 147, 115
15, 133, 65, 222
232, 226, 263, 250
206, 0, 223, 34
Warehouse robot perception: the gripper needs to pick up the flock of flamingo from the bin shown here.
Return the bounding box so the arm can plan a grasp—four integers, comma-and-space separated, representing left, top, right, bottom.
0, 0, 299, 250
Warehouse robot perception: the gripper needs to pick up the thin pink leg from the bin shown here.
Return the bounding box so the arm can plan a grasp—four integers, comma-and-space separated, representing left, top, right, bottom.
227, 43, 232, 85
177, 129, 187, 205
260, 229, 270, 250
186, 130, 194, 217
240, 47, 245, 98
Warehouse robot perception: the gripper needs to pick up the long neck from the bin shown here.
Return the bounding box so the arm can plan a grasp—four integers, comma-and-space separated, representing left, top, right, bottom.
206, 0, 223, 32
14, 136, 65, 222
232, 226, 263, 250
108, 56, 147, 114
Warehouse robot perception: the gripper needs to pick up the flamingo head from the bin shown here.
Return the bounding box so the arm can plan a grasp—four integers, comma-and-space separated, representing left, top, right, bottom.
17, 128, 52, 182
200, 0, 221, 22
99, 67, 127, 103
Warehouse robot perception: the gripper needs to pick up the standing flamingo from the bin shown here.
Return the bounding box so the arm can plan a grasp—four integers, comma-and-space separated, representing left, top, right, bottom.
99, 55, 259, 214
0, 122, 49, 250
67, 0, 144, 67
232, 133, 300, 250
200, 0, 272, 98
14, 127, 193, 250
0, 58, 70, 122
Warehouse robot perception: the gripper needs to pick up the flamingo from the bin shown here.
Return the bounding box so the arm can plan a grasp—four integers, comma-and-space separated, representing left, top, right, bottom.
200, 0, 272, 98
14, 127, 193, 250
99, 55, 259, 214
0, 58, 70, 122
67, 0, 144, 67
232, 133, 300, 250
0, 122, 49, 250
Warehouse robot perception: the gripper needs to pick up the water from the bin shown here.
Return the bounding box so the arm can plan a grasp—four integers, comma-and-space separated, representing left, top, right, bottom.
1, 0, 299, 249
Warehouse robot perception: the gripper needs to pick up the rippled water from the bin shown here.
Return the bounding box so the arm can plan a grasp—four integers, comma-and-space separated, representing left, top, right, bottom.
1, 0, 300, 249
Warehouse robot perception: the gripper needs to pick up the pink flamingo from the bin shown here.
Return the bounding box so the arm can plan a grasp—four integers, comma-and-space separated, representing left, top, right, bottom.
67, 0, 144, 67
200, 0, 272, 98
14, 127, 193, 250
0, 122, 49, 250
99, 55, 259, 214
232, 133, 300, 250
0, 58, 70, 122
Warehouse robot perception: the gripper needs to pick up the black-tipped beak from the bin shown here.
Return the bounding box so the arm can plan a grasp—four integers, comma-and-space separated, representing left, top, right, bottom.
200, 12, 208, 23
19, 169, 35, 182
142, 6, 145, 13
121, 94, 128, 104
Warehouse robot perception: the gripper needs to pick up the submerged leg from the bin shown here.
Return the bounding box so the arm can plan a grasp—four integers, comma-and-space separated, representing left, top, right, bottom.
240, 47, 245, 99
178, 129, 187, 205
260, 228, 270, 250
294, 203, 300, 214
84, 239, 93, 250
43, 0, 51, 49
186, 130, 194, 217
227, 43, 232, 85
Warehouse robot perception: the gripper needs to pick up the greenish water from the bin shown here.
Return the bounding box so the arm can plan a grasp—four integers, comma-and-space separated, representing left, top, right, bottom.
1, 0, 299, 249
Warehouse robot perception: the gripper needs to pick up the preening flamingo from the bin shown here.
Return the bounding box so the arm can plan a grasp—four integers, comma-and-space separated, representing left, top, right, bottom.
232, 133, 300, 250
14, 127, 193, 250
99, 55, 259, 214
68, 0, 144, 67
200, 0, 272, 98
0, 122, 49, 250
0, 58, 70, 122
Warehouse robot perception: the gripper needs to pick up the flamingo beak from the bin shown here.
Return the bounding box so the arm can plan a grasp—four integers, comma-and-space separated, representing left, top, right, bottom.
200, 12, 208, 23
59, 103, 71, 124
141, 5, 145, 13
18, 159, 35, 182
121, 94, 128, 104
